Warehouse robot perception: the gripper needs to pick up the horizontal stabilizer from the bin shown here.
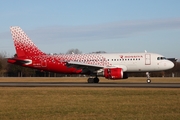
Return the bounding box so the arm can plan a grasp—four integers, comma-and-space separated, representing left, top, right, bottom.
7, 58, 32, 65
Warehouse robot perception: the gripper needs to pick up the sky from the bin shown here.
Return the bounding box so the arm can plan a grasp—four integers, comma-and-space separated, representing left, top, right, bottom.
0, 0, 180, 58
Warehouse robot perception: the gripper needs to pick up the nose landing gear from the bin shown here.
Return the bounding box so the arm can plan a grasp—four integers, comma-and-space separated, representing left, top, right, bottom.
146, 72, 151, 83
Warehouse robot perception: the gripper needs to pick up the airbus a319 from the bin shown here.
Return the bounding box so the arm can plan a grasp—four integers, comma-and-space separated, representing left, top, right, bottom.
7, 26, 174, 83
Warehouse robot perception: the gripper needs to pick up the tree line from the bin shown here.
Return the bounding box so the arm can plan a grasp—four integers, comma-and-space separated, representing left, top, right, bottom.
0, 51, 180, 77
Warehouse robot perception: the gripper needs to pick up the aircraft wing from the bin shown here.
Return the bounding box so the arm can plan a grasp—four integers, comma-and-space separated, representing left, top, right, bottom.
66, 61, 128, 73
66, 61, 104, 73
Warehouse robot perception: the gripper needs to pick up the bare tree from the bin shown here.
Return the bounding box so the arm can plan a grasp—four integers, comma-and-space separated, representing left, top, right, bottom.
0, 52, 8, 76
66, 49, 82, 54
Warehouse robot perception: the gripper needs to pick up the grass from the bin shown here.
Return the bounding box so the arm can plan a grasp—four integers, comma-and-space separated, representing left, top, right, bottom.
0, 77, 180, 120
0, 87, 180, 120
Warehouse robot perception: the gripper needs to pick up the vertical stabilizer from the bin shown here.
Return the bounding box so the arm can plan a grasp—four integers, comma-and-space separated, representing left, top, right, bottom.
10, 26, 45, 57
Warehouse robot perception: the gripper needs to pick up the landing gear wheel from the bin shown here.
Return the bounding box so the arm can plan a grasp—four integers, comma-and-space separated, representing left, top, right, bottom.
87, 77, 99, 83
147, 79, 151, 83
87, 78, 94, 83
93, 77, 99, 83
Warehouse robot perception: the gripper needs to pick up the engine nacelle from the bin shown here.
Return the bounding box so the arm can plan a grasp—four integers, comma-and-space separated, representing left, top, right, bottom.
104, 68, 128, 80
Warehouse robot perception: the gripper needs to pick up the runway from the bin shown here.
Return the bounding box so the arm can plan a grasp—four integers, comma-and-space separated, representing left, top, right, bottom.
0, 82, 180, 88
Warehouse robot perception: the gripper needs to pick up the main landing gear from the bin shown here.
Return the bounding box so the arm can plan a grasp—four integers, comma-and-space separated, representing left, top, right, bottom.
146, 72, 151, 83
87, 76, 99, 83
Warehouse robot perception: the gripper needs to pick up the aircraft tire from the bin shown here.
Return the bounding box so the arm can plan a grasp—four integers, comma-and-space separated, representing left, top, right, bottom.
88, 78, 94, 83
147, 79, 151, 83
93, 77, 99, 83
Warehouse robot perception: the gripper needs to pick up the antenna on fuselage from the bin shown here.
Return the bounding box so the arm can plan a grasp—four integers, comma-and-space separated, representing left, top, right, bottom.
144, 50, 147, 53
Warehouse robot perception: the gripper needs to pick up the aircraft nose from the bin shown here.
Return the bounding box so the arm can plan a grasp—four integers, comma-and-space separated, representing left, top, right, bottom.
168, 61, 174, 69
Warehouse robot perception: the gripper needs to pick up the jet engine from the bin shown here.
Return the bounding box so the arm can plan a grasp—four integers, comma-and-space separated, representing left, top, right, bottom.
104, 68, 128, 80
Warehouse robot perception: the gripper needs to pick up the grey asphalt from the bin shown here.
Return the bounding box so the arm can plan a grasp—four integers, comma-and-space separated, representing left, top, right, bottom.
0, 82, 180, 88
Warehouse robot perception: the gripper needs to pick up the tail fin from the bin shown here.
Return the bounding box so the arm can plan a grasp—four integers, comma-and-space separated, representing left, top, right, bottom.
10, 26, 45, 57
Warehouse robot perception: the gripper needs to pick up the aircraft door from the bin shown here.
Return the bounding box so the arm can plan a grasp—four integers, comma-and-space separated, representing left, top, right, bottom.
145, 54, 151, 65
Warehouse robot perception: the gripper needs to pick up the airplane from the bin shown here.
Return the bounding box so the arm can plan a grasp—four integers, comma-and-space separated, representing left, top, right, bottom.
7, 26, 174, 83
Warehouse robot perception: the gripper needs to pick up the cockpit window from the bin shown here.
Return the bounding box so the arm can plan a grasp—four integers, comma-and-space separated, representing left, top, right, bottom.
157, 57, 166, 60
